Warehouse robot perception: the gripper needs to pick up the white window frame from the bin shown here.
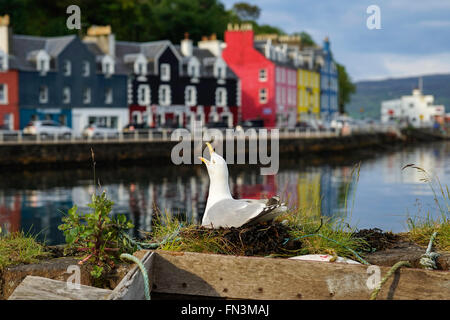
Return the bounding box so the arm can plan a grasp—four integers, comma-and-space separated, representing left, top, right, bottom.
160, 64, 171, 81
39, 85, 48, 103
0, 51, 8, 71
102, 55, 115, 77
185, 86, 197, 106
82, 60, 90, 77
0, 84, 7, 104
137, 84, 151, 105
259, 68, 267, 82
187, 59, 200, 78
62, 86, 71, 104
259, 88, 268, 104
62, 60, 71, 76
158, 85, 171, 106
83, 87, 91, 104
215, 87, 227, 107
105, 88, 113, 104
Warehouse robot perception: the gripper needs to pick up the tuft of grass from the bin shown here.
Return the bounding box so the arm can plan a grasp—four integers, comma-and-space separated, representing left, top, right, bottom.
403, 164, 450, 251
0, 231, 49, 271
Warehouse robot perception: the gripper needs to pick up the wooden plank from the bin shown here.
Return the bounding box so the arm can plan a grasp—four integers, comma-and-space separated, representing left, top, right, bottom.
107, 251, 155, 300
8, 276, 112, 300
150, 250, 450, 300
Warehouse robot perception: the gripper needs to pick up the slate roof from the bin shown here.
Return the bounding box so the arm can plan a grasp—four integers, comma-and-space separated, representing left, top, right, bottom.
10, 34, 76, 71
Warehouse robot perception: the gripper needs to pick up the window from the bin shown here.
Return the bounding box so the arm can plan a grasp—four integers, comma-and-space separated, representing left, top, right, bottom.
39, 85, 48, 103
137, 84, 151, 105
0, 51, 7, 71
259, 69, 267, 82
185, 86, 197, 106
160, 64, 171, 81
82, 61, 90, 77
0, 84, 7, 104
37, 51, 50, 75
105, 88, 113, 104
62, 87, 70, 104
187, 60, 200, 78
259, 88, 268, 104
158, 85, 171, 106
102, 56, 114, 76
62, 60, 71, 76
215, 88, 227, 107
83, 88, 91, 104
3, 113, 13, 130
135, 57, 147, 76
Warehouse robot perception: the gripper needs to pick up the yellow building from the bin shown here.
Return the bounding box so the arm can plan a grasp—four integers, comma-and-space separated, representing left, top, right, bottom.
296, 171, 322, 217
297, 69, 320, 121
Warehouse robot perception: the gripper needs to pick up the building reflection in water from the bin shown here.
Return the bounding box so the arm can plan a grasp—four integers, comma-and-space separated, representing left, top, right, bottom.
0, 142, 447, 244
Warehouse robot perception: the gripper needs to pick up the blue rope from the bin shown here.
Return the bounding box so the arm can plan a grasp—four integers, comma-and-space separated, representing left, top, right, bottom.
284, 233, 370, 265
120, 253, 151, 300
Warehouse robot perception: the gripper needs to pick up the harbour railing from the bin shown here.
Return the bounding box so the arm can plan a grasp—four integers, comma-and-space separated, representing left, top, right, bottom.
0, 124, 405, 145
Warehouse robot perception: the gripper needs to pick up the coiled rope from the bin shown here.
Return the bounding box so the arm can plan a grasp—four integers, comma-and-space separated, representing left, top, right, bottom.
120, 253, 151, 300
419, 231, 440, 270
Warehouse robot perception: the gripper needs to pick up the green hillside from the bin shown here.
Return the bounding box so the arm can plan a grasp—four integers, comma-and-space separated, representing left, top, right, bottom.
346, 74, 450, 119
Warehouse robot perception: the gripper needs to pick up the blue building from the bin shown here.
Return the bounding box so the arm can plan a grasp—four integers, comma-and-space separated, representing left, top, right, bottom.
319, 37, 339, 121
11, 29, 128, 135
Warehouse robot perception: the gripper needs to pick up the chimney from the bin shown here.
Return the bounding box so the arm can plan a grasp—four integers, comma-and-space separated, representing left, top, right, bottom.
83, 25, 115, 57
0, 14, 11, 55
180, 32, 193, 57
198, 33, 224, 57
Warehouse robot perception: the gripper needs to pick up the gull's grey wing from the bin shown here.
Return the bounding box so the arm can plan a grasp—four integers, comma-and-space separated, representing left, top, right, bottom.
203, 199, 266, 228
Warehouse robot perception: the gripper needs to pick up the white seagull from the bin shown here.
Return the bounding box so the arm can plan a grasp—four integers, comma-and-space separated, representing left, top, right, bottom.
199, 142, 287, 228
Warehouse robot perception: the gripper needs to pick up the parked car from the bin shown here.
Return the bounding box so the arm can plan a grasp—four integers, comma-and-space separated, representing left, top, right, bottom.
83, 123, 119, 138
295, 121, 317, 131
236, 119, 265, 131
123, 122, 151, 132
0, 125, 18, 141
23, 120, 72, 137
206, 121, 229, 129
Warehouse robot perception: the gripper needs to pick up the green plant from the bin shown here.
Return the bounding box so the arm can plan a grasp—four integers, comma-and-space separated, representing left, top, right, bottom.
0, 231, 48, 271
58, 191, 135, 279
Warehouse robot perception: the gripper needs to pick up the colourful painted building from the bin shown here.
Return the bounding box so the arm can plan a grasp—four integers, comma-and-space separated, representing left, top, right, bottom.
297, 68, 320, 121
223, 24, 298, 128
0, 15, 19, 130
319, 37, 339, 121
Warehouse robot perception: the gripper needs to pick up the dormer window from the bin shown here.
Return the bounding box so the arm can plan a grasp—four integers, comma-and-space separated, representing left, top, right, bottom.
36, 51, 50, 75
134, 54, 147, 76
160, 64, 170, 81
62, 60, 71, 76
83, 88, 91, 104
187, 59, 200, 78
82, 61, 90, 77
215, 87, 227, 107
62, 87, 71, 104
39, 85, 48, 103
213, 60, 226, 79
101, 55, 114, 77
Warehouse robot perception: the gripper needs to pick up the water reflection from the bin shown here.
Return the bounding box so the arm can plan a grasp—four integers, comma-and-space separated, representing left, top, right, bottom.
0, 142, 448, 244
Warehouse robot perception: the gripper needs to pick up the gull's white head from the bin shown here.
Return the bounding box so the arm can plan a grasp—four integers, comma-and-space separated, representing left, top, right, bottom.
199, 142, 232, 204
199, 142, 228, 180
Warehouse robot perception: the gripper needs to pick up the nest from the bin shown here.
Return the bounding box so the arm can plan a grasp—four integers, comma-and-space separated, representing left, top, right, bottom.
179, 222, 303, 256
353, 228, 400, 252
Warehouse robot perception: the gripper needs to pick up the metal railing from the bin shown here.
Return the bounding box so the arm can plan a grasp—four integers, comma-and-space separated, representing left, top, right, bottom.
0, 124, 407, 145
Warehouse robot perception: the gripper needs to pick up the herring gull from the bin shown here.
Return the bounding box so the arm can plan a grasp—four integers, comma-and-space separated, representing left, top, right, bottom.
199, 142, 287, 228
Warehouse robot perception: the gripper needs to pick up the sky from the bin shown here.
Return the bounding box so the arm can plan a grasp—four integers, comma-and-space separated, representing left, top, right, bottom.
222, 0, 450, 82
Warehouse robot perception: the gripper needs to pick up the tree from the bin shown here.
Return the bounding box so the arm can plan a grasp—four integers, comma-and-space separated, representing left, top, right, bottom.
232, 2, 261, 21
336, 63, 356, 114
293, 31, 316, 47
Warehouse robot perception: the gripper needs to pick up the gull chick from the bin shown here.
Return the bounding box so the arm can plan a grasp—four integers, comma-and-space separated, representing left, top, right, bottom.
199, 142, 287, 228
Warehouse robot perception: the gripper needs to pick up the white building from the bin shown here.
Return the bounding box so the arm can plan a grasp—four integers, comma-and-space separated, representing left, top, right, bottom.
381, 89, 445, 128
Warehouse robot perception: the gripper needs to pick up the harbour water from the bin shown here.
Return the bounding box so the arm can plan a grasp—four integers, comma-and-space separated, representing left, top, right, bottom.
0, 141, 448, 245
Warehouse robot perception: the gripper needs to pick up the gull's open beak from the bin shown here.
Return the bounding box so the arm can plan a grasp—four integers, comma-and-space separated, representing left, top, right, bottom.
199, 143, 214, 165
199, 156, 209, 165
206, 142, 214, 155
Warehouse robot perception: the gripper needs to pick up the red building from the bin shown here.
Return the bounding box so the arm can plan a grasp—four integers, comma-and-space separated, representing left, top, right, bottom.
0, 15, 19, 130
222, 24, 298, 128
